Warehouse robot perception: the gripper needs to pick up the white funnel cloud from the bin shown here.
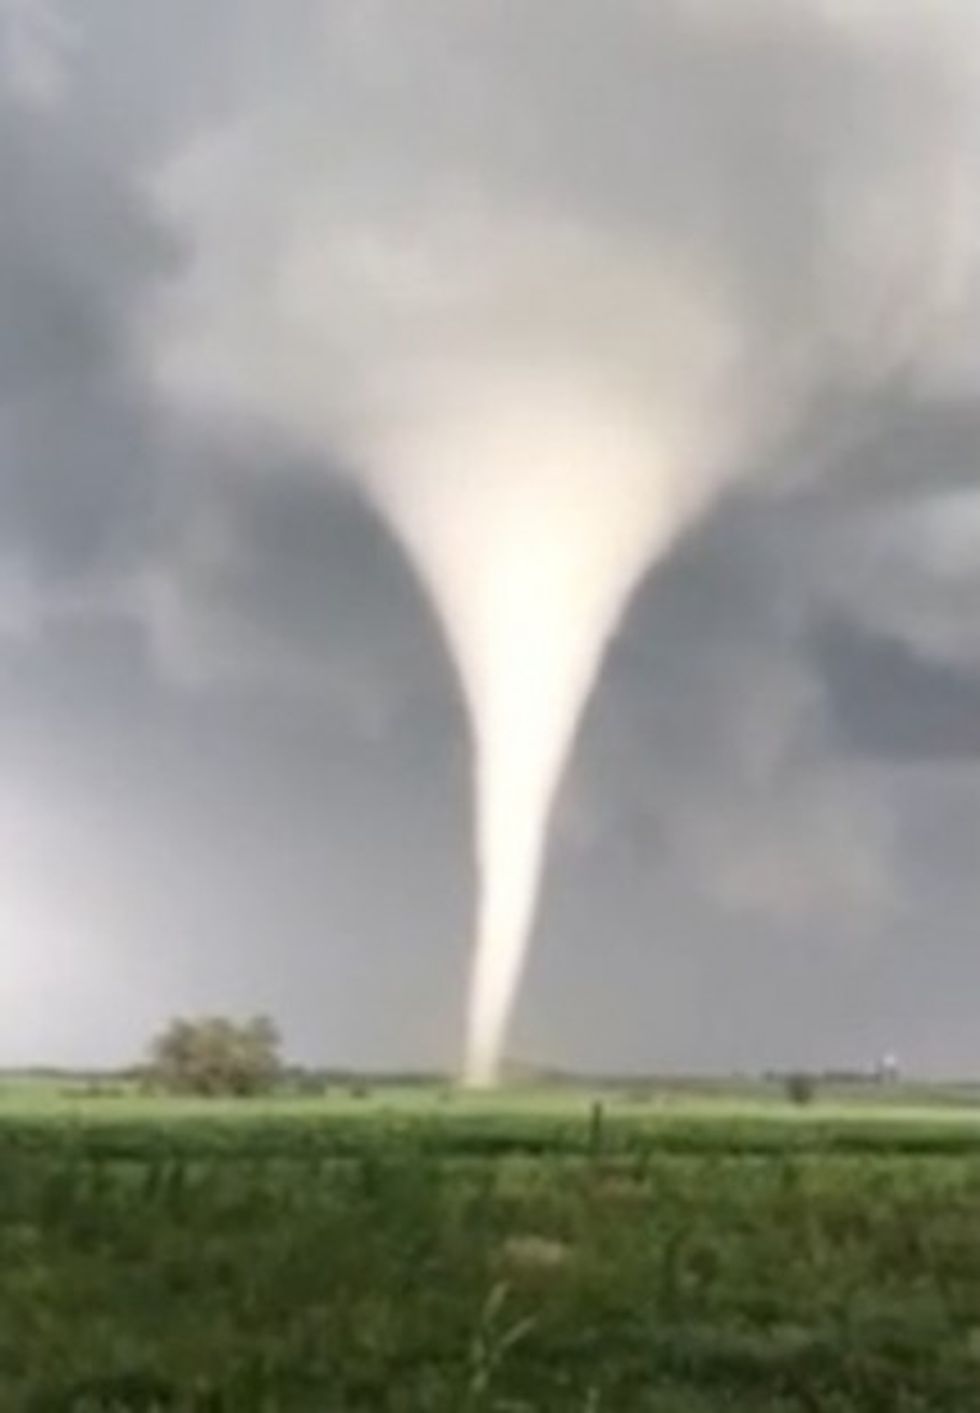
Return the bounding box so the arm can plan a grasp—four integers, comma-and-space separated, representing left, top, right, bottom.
367, 369, 733, 1083
142, 1, 979, 1084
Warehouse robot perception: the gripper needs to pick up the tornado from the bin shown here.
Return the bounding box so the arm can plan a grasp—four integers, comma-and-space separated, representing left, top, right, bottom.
143, 1, 979, 1085
365, 381, 726, 1084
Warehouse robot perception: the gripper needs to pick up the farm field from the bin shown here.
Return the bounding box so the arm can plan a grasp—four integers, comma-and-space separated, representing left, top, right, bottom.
3, 1084, 980, 1410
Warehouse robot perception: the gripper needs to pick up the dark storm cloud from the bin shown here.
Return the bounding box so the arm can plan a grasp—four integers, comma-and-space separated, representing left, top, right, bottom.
0, 74, 179, 608
811, 615, 980, 761
1, 1, 979, 1074
0, 109, 166, 391
0, 480, 470, 1069
0, 64, 438, 703
0, 20, 471, 1066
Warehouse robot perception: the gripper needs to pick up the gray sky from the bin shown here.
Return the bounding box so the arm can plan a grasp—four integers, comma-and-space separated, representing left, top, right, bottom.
1, 1, 980, 1075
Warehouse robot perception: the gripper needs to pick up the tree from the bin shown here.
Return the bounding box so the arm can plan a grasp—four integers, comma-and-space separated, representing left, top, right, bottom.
148, 1014, 282, 1097
784, 1071, 816, 1107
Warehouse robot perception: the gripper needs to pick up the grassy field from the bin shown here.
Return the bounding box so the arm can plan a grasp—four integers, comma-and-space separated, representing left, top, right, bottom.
3, 1081, 980, 1410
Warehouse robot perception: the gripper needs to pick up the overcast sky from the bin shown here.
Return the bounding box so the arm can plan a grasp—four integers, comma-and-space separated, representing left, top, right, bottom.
1, 1, 980, 1076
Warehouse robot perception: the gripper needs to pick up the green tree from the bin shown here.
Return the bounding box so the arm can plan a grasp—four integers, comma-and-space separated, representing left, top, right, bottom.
784, 1071, 817, 1107
148, 1014, 282, 1097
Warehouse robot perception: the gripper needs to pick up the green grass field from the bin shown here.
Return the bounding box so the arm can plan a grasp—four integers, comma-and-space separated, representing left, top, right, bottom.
4, 1081, 980, 1410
